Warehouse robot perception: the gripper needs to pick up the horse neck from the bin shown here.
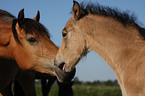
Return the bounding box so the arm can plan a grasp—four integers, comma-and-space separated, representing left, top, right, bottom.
0, 19, 14, 59
83, 15, 144, 70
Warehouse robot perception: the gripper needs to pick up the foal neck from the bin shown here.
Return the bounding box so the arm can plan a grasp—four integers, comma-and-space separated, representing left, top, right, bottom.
83, 15, 144, 70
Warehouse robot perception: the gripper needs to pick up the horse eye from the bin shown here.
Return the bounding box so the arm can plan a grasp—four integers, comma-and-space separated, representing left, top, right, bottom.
62, 32, 67, 37
27, 37, 37, 43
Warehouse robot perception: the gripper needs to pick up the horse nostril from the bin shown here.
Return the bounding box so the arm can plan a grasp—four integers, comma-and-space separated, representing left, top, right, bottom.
58, 62, 65, 70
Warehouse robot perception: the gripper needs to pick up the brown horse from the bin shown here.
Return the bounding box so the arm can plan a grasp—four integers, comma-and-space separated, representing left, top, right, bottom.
0, 9, 59, 94
0, 9, 66, 77
55, 1, 145, 96
1, 70, 74, 96
1, 67, 36, 96
0, 9, 75, 95
0, 58, 20, 95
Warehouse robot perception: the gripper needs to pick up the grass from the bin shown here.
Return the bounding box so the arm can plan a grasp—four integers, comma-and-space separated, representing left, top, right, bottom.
35, 82, 122, 96
73, 84, 121, 96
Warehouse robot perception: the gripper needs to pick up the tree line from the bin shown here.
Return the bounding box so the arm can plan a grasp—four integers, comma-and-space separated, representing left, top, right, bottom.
73, 77, 119, 86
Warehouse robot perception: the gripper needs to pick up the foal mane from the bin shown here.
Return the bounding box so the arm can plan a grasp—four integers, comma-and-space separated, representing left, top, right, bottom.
79, 2, 145, 39
79, 2, 137, 26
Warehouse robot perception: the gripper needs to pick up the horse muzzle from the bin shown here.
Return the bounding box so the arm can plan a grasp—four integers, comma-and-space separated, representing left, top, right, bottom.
54, 63, 76, 83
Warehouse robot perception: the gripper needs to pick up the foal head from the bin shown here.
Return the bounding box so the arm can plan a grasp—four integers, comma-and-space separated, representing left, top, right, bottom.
55, 0, 140, 77
11, 9, 58, 76
55, 1, 90, 73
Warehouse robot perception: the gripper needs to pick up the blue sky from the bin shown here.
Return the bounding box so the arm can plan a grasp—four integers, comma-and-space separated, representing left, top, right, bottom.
1, 0, 145, 81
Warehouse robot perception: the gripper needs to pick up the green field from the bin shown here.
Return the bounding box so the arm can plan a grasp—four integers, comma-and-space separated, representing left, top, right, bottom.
35, 82, 122, 96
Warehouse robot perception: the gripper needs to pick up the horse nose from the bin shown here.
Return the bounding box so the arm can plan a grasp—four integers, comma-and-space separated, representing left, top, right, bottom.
58, 62, 72, 73
58, 62, 65, 71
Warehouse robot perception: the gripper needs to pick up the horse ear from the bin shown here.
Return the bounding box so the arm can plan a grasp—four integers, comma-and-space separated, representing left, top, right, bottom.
72, 1, 81, 20
18, 8, 24, 28
33, 10, 40, 22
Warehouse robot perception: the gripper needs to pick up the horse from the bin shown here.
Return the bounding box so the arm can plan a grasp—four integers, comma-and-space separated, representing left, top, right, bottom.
55, 1, 145, 96
0, 66, 36, 96
2, 70, 74, 96
0, 9, 60, 94
35, 72, 74, 96
0, 9, 75, 95
0, 8, 60, 77
0, 58, 20, 96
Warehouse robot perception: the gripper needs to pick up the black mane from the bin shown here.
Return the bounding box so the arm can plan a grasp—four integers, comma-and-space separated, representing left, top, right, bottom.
12, 18, 50, 44
80, 2, 137, 27
0, 9, 51, 45
0, 9, 50, 44
79, 2, 145, 39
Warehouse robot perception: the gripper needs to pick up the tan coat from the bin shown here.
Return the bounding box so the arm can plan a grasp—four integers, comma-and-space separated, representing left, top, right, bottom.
55, 1, 145, 96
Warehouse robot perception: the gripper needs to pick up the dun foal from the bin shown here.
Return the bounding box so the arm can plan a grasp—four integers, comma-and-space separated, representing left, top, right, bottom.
55, 1, 145, 96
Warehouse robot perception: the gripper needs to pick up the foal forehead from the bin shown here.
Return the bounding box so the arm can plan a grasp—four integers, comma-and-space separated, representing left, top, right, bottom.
65, 19, 73, 27
63, 19, 76, 32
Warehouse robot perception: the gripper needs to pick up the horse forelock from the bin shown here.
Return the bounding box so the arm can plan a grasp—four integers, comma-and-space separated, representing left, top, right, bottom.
0, 9, 50, 45
12, 18, 51, 45
22, 18, 50, 39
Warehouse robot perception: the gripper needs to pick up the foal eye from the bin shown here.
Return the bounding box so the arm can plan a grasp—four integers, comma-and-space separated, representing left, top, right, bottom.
62, 32, 67, 37
27, 37, 37, 43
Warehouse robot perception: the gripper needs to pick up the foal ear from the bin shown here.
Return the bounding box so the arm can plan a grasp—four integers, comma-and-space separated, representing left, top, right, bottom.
33, 10, 40, 22
18, 9, 25, 28
72, 1, 81, 20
